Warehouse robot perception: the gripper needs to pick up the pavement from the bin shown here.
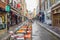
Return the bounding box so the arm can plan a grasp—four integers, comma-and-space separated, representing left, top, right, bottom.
32, 20, 60, 40
0, 20, 28, 40
0, 24, 21, 40
36, 20, 60, 38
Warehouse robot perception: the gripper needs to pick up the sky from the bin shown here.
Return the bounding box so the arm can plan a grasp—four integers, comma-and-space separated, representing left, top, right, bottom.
25, 0, 38, 12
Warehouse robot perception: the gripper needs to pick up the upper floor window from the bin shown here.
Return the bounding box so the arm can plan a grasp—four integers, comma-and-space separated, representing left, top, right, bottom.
1, 0, 5, 2
51, 0, 55, 5
55, 0, 60, 3
14, 1, 16, 8
10, 0, 13, 6
49, 0, 55, 7
9, 0, 12, 4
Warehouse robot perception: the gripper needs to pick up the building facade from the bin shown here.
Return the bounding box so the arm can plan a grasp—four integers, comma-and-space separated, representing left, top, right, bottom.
43, 0, 52, 25
0, 0, 26, 28
20, 0, 27, 22
0, 0, 8, 29
51, 0, 60, 27
39, 0, 60, 27
8, 0, 21, 26
39, 0, 45, 23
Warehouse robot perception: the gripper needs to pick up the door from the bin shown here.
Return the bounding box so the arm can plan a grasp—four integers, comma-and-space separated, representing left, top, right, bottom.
58, 13, 60, 27
54, 13, 60, 27
53, 14, 59, 27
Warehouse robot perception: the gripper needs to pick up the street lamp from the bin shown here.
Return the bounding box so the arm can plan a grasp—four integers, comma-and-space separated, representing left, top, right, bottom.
5, 4, 11, 32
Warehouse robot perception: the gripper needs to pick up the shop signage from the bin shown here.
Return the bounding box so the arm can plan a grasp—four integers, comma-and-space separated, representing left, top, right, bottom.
5, 5, 11, 12
17, 4, 21, 8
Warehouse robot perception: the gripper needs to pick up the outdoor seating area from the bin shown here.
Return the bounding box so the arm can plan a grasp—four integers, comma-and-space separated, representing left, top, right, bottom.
10, 22, 32, 40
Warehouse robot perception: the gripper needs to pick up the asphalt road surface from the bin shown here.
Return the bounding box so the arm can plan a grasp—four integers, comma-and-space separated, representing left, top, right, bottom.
32, 21, 60, 40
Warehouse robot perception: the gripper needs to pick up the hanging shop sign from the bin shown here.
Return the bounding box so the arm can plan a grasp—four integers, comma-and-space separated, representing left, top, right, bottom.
17, 4, 21, 8
5, 5, 11, 12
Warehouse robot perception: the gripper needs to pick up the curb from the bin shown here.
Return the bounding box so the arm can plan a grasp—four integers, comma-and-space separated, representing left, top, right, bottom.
37, 22, 60, 39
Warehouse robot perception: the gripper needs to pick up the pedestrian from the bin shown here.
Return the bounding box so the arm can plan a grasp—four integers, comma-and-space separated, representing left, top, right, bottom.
7, 22, 9, 32
7, 26, 9, 32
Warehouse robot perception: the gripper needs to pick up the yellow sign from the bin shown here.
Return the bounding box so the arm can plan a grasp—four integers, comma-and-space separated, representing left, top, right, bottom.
2, 16, 4, 22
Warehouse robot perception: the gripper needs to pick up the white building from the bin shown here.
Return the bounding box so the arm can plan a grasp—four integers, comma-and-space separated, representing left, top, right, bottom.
39, 0, 52, 24
44, 0, 52, 25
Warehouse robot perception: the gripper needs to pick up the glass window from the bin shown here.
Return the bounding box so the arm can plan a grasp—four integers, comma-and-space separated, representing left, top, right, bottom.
55, 0, 60, 3
50, 0, 55, 6
1, 0, 5, 2
9, 0, 12, 3
47, 0, 48, 9
11, 0, 13, 6
14, 1, 16, 8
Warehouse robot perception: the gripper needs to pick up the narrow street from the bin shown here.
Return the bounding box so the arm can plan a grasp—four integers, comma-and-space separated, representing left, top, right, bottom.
0, 20, 60, 40
32, 21, 60, 40
0, 0, 60, 40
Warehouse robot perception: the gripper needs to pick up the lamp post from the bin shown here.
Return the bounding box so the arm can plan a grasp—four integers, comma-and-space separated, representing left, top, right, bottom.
5, 4, 11, 32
